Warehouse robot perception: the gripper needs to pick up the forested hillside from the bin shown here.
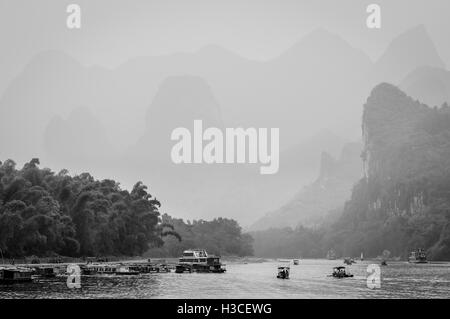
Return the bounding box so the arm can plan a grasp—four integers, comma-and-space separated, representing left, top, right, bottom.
252, 84, 450, 260
0, 158, 253, 258
146, 214, 254, 258
328, 83, 450, 260
0, 159, 178, 258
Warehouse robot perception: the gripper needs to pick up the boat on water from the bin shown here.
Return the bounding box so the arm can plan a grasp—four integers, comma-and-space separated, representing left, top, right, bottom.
277, 266, 290, 279
331, 266, 353, 278
326, 249, 336, 260
408, 249, 428, 264
343, 258, 355, 265
128, 262, 170, 273
82, 263, 120, 275
115, 266, 139, 276
360, 252, 364, 261
0, 267, 33, 284
293, 259, 299, 265
32, 266, 57, 278
381, 260, 388, 266
176, 249, 226, 273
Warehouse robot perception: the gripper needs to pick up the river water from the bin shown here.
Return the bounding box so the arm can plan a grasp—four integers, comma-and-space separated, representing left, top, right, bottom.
0, 259, 449, 299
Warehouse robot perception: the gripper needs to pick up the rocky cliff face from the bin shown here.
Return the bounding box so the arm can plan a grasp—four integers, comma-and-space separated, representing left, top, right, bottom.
249, 142, 363, 231
334, 83, 450, 260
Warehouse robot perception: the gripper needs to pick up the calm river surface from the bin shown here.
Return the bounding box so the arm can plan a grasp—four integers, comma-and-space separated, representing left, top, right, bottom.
1, 259, 449, 299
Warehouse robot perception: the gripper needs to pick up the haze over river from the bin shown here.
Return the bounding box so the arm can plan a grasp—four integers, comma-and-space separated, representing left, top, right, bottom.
0, 260, 449, 299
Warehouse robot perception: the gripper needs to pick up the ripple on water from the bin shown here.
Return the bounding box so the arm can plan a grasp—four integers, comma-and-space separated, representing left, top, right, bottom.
1, 260, 449, 299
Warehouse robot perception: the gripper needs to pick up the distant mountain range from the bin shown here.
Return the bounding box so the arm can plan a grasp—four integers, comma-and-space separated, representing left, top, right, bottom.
400, 66, 450, 108
0, 25, 447, 225
249, 142, 363, 231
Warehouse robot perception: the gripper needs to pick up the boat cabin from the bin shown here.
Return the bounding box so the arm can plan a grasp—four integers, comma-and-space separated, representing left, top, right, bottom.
179, 249, 209, 264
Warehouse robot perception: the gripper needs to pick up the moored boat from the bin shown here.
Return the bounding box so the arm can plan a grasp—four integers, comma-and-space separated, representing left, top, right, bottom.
408, 249, 428, 264
82, 263, 119, 275
32, 266, 57, 278
326, 249, 336, 260
128, 262, 163, 273
115, 266, 139, 275
177, 249, 226, 273
293, 259, 299, 265
0, 267, 33, 284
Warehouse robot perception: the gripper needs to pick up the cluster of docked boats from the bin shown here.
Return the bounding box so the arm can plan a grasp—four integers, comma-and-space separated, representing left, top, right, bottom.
0, 262, 171, 284
80, 262, 171, 276
1, 249, 227, 284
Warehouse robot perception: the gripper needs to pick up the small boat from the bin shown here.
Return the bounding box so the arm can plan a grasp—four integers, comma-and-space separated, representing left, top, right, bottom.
343, 258, 355, 265
128, 262, 163, 273
32, 266, 57, 278
293, 259, 299, 265
157, 264, 171, 273
332, 266, 353, 278
408, 249, 428, 264
115, 266, 139, 276
381, 260, 387, 266
82, 263, 118, 275
360, 252, 364, 261
175, 264, 193, 273
277, 266, 290, 279
0, 267, 33, 284
326, 249, 336, 260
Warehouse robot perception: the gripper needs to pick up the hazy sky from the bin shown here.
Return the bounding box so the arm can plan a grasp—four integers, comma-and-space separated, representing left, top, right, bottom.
1, 0, 450, 95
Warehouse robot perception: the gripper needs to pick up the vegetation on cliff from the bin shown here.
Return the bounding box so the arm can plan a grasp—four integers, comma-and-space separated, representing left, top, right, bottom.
0, 158, 253, 258
0, 159, 179, 258
251, 84, 450, 260
146, 214, 254, 257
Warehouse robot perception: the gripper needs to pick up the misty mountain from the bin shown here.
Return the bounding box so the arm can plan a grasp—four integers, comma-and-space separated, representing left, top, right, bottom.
137, 75, 224, 162
400, 66, 450, 108
372, 25, 445, 85
43, 107, 117, 175
324, 83, 450, 260
250, 142, 363, 231
251, 84, 450, 261
280, 129, 347, 182
0, 25, 446, 225
1, 24, 440, 162
0, 51, 85, 160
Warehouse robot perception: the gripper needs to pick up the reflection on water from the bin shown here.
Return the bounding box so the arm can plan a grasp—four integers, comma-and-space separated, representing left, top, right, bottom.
1, 260, 449, 299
